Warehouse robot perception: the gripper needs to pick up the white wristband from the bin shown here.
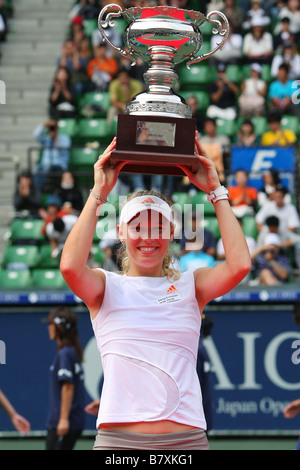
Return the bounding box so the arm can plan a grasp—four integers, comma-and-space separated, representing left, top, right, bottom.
207, 186, 229, 204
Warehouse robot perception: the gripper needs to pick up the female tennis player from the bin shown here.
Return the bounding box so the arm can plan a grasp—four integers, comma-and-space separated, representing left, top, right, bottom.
60, 134, 251, 450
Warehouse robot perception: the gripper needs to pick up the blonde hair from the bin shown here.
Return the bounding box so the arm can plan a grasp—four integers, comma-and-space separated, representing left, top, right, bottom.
119, 190, 180, 282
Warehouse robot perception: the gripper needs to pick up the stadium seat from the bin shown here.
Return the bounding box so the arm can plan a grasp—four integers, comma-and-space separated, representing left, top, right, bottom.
172, 192, 192, 210
79, 91, 111, 118
216, 118, 237, 138
251, 116, 269, 136
179, 64, 216, 89
281, 115, 299, 137
10, 219, 45, 245
202, 216, 220, 239
2, 246, 40, 270
225, 64, 243, 84
70, 147, 100, 170
0, 270, 32, 289
180, 90, 210, 112
83, 18, 97, 36
242, 216, 258, 239
38, 245, 60, 269
191, 192, 215, 215
77, 118, 114, 144
57, 118, 78, 138
31, 269, 67, 288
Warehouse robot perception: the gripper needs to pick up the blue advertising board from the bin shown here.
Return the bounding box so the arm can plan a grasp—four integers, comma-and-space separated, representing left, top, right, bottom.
1, 299, 300, 435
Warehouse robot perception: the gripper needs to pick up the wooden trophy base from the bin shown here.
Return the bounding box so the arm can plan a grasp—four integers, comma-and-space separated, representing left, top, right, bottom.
110, 114, 199, 176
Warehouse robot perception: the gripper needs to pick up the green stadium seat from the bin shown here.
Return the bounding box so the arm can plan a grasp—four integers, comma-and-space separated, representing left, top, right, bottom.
70, 147, 100, 170
225, 64, 243, 84
216, 118, 237, 138
191, 192, 215, 215
242, 216, 258, 239
180, 90, 210, 112
172, 192, 192, 210
251, 116, 269, 136
10, 219, 45, 245
202, 216, 220, 239
79, 91, 111, 118
32, 269, 67, 288
0, 270, 32, 289
57, 118, 78, 138
77, 118, 113, 144
83, 18, 97, 36
2, 246, 40, 269
281, 115, 299, 136
38, 245, 60, 269
179, 64, 216, 89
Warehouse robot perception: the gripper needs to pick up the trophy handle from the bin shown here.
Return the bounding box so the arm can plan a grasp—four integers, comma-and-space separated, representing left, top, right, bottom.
186, 11, 230, 69
98, 4, 136, 66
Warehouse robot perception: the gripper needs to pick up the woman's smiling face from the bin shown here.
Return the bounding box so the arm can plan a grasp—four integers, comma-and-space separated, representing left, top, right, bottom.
118, 209, 174, 277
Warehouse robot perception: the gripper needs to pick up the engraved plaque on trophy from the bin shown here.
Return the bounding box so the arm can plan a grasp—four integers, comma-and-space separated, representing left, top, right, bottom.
98, 4, 229, 175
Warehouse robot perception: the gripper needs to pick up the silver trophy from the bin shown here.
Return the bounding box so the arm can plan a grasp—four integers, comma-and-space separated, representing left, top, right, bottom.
98, 5, 230, 175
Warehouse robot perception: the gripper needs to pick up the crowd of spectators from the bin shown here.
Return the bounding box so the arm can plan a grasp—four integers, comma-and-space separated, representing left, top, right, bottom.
5, 0, 300, 286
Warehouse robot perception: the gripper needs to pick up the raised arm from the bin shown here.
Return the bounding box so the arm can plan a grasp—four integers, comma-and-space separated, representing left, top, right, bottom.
60, 138, 126, 318
178, 133, 252, 310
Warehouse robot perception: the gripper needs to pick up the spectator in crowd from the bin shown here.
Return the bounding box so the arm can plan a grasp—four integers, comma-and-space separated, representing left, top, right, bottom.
54, 171, 84, 214
256, 185, 300, 267
251, 232, 291, 285
220, 0, 244, 32
68, 15, 88, 52
180, 210, 216, 258
45, 307, 85, 450
13, 170, 43, 219
49, 66, 77, 119
273, 16, 300, 52
210, 21, 243, 64
41, 195, 69, 238
33, 120, 71, 190
45, 212, 78, 259
258, 170, 291, 207
242, 17, 273, 64
271, 41, 300, 80
261, 112, 297, 146
238, 63, 267, 117
57, 38, 88, 94
207, 63, 239, 120
86, 43, 118, 91
91, 23, 122, 58
107, 68, 143, 124
78, 0, 100, 19
235, 119, 260, 146
179, 236, 216, 271
268, 63, 296, 115
0, 388, 30, 434
242, 0, 269, 30
228, 169, 258, 217
186, 95, 205, 133
276, 0, 300, 35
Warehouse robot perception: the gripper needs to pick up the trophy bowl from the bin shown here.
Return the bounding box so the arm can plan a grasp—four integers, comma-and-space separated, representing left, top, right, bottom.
98, 5, 229, 175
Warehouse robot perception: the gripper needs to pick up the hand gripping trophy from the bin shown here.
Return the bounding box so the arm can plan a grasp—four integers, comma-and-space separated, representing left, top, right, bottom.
98, 4, 229, 176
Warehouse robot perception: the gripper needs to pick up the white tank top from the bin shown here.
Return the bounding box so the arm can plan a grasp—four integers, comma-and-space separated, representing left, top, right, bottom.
92, 269, 206, 430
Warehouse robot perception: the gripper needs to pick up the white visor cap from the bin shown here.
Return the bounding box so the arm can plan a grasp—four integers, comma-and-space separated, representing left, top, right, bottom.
120, 195, 174, 225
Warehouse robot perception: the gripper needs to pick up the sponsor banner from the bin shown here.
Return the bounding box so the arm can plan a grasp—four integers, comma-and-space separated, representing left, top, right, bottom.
1, 304, 300, 433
